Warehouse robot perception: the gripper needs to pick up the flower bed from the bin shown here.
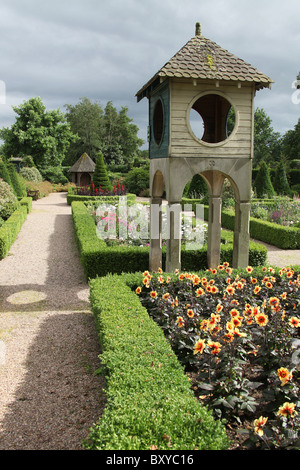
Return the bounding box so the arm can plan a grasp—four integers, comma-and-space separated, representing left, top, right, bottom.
86, 199, 208, 248
251, 197, 300, 228
182, 198, 300, 249
75, 182, 127, 197
137, 265, 300, 449
66, 185, 136, 206
71, 200, 267, 279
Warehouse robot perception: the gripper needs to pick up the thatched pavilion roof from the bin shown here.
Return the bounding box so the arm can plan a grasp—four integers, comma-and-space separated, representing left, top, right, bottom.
69, 153, 95, 173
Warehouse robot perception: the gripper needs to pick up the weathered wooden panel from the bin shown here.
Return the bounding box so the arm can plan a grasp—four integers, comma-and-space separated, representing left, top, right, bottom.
169, 79, 254, 158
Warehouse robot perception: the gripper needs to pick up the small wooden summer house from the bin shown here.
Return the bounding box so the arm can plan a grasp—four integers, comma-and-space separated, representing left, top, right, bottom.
136, 23, 273, 272
69, 153, 95, 186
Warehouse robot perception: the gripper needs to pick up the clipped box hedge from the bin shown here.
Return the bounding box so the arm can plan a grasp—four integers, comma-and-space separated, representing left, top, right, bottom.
84, 273, 229, 450
0, 205, 28, 259
19, 196, 33, 213
71, 201, 267, 279
182, 198, 300, 250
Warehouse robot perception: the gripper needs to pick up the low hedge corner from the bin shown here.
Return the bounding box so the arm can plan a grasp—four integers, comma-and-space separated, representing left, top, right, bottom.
84, 273, 229, 450
0, 205, 28, 259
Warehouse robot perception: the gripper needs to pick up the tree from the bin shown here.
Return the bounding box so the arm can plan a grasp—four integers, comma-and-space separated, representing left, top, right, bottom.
64, 98, 144, 169
281, 118, 300, 163
0, 97, 78, 173
101, 101, 144, 167
253, 161, 276, 198
64, 97, 104, 165
92, 151, 111, 190
273, 160, 290, 195
253, 108, 281, 168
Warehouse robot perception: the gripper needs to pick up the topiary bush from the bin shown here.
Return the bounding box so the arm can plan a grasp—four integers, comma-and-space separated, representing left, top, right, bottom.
0, 179, 19, 220
253, 161, 276, 198
20, 166, 43, 183
0, 157, 12, 187
93, 151, 111, 190
7, 163, 26, 198
273, 160, 290, 196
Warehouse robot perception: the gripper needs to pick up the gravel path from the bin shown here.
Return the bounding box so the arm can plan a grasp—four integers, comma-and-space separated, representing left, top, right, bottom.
0, 192, 105, 450
251, 238, 300, 268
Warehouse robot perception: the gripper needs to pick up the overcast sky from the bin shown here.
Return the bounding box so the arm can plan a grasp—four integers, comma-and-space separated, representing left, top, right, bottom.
0, 0, 299, 149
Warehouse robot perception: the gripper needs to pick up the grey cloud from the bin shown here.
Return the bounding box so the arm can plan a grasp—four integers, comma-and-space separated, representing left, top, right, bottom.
0, 0, 299, 144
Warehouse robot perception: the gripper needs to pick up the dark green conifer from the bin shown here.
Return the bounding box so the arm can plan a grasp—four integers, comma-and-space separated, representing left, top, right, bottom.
273, 160, 290, 196
0, 157, 13, 188
188, 174, 208, 198
92, 151, 111, 190
7, 162, 25, 197
253, 161, 276, 198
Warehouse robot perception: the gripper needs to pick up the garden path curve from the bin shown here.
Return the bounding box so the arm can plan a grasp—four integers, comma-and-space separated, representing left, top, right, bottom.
0, 192, 105, 450
249, 238, 300, 268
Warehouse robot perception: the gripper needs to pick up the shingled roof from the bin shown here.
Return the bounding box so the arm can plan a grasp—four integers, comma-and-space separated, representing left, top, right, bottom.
69, 153, 95, 173
136, 23, 273, 101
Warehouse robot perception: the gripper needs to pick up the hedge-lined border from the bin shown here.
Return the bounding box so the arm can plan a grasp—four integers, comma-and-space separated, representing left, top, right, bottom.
0, 199, 30, 259
84, 272, 229, 450
66, 186, 137, 206
182, 198, 300, 250
71, 201, 267, 279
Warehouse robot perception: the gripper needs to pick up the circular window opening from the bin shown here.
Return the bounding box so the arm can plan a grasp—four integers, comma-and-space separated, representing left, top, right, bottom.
153, 99, 164, 145
189, 94, 236, 144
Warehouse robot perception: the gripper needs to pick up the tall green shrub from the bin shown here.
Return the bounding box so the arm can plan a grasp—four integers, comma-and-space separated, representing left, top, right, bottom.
92, 151, 111, 189
0, 179, 19, 220
273, 160, 290, 195
253, 161, 276, 198
0, 157, 12, 188
20, 166, 43, 183
7, 163, 26, 198
124, 167, 149, 195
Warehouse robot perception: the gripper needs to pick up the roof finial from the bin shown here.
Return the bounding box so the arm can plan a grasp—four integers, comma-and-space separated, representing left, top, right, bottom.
195, 22, 201, 36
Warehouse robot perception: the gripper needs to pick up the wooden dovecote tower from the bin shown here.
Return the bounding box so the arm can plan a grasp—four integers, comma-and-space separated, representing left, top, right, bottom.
136, 23, 273, 272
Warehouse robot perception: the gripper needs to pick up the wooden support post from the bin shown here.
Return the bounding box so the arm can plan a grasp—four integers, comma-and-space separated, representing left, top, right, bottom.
149, 197, 162, 272
207, 196, 222, 268
166, 203, 181, 273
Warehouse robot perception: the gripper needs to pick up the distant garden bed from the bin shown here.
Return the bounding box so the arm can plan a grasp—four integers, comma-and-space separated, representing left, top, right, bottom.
71, 200, 267, 279
182, 198, 300, 250
66, 185, 136, 206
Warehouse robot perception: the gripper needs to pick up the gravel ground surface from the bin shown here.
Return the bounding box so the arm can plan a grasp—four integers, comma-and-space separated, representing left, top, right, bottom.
0, 192, 106, 450
0, 192, 299, 451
